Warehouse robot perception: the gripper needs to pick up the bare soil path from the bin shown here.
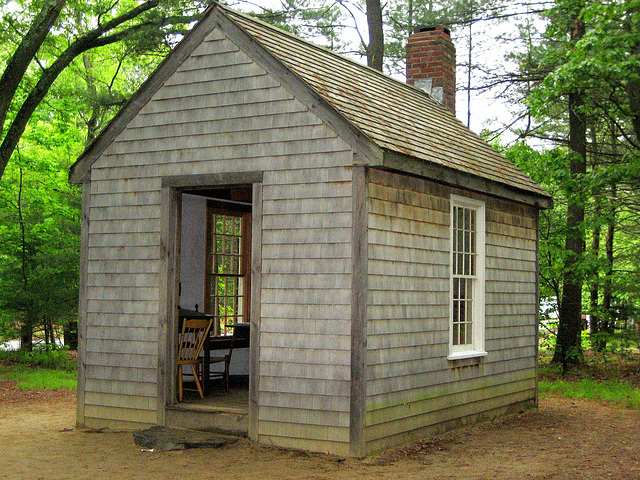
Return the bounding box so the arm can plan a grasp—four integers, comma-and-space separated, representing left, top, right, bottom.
1, 381, 639, 480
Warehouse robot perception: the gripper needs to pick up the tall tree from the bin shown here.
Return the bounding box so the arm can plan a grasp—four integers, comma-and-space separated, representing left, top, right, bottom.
510, 0, 640, 361
554, 8, 587, 365
0, 0, 211, 182
366, 0, 384, 70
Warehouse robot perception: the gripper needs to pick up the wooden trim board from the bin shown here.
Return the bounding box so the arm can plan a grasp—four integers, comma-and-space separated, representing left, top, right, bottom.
349, 164, 368, 457
76, 181, 91, 427
249, 183, 263, 440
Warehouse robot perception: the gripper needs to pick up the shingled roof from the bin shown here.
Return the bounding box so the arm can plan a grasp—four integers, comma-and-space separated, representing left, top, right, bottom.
70, 3, 550, 206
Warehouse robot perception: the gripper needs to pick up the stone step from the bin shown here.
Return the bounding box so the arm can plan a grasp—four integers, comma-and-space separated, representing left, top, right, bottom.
165, 404, 249, 437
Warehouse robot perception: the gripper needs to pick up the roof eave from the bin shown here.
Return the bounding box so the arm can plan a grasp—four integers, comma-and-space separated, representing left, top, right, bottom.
382, 149, 553, 209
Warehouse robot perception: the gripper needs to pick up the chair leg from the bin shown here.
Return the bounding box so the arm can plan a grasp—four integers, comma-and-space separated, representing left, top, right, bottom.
178, 368, 183, 401
225, 356, 230, 391
191, 364, 204, 398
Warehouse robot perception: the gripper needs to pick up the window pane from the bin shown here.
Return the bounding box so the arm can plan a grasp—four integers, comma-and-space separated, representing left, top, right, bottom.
451, 199, 480, 350
207, 212, 249, 335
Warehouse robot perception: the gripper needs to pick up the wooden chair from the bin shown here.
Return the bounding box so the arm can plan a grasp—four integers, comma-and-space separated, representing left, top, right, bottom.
208, 323, 250, 391
208, 349, 230, 391
177, 318, 212, 401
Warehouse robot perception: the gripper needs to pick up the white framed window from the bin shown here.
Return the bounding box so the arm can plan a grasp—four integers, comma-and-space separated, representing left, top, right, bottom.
448, 195, 487, 360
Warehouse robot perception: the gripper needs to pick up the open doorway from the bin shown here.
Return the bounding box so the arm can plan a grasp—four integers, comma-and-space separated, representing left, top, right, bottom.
176, 186, 252, 412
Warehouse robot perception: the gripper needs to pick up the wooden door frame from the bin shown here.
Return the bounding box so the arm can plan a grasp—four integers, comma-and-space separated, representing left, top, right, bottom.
158, 172, 263, 442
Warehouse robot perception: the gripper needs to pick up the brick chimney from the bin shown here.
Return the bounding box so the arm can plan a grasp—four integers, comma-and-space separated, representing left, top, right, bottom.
406, 26, 456, 114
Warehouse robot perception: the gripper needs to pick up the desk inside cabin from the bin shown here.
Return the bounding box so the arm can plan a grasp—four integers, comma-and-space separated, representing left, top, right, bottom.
178, 308, 249, 393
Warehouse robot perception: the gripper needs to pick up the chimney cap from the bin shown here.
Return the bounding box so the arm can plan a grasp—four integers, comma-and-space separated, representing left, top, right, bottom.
413, 25, 451, 36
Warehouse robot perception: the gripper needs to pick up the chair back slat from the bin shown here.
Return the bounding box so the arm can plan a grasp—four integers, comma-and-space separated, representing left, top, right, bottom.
178, 318, 212, 362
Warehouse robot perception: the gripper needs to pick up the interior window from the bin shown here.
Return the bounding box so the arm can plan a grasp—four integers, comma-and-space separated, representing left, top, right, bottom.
206, 206, 251, 337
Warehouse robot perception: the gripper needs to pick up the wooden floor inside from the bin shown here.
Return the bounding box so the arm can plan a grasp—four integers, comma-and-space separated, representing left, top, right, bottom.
179, 375, 249, 413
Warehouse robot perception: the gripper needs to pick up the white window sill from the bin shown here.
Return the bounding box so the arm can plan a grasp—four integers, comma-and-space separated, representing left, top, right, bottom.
447, 350, 488, 361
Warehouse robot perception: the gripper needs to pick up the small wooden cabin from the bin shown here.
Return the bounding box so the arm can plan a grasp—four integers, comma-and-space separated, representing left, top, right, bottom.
69, 3, 551, 457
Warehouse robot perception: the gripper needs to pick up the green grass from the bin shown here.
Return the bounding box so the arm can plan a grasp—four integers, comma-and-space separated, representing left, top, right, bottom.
0, 364, 77, 390
539, 377, 640, 410
537, 330, 640, 410
0, 349, 77, 390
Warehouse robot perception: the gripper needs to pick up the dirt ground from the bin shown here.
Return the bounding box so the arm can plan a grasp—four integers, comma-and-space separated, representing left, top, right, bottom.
1, 383, 639, 480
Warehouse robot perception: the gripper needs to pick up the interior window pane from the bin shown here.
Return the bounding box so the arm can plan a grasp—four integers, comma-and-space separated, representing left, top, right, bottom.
207, 211, 250, 336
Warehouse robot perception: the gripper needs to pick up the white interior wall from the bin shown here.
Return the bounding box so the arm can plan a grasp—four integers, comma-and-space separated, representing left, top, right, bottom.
180, 194, 207, 311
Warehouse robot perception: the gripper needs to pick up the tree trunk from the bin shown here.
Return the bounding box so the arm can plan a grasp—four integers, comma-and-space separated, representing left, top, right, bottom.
589, 208, 600, 344
82, 54, 102, 145
64, 321, 78, 351
366, 0, 384, 71
0, 0, 164, 181
0, 0, 66, 142
553, 14, 587, 367
20, 321, 33, 352
602, 183, 616, 337
553, 88, 587, 366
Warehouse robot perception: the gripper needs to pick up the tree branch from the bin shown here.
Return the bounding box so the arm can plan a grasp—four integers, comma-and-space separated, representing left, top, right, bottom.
0, 0, 168, 180
0, 0, 66, 139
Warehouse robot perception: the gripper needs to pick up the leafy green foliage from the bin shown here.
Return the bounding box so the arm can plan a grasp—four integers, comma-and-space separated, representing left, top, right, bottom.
0, 0, 204, 349
508, 0, 640, 361
0, 347, 77, 371
0, 108, 82, 348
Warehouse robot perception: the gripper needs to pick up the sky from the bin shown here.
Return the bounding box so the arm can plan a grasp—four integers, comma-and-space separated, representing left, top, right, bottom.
229, 0, 545, 142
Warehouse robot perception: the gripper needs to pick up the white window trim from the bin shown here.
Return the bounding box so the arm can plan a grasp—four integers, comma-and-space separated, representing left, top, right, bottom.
448, 195, 487, 360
